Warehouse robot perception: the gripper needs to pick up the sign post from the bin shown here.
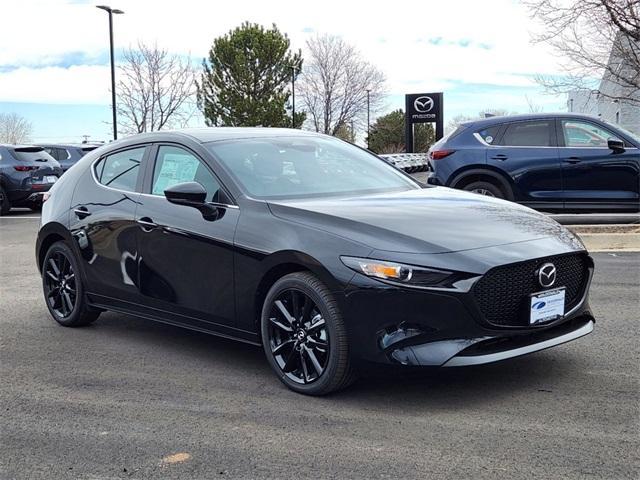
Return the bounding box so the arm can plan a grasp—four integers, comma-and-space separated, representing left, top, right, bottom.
405, 92, 444, 153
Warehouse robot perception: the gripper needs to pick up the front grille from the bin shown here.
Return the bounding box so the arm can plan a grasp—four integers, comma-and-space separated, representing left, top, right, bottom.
473, 253, 590, 327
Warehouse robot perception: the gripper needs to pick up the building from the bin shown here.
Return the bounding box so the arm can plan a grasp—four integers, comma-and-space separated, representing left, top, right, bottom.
567, 32, 639, 135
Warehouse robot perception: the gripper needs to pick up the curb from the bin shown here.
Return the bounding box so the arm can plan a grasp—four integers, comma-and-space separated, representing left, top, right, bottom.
568, 226, 640, 252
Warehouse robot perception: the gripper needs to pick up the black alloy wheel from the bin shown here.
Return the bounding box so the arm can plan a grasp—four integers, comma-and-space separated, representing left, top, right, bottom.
261, 272, 355, 395
42, 241, 100, 327
267, 288, 329, 385
44, 250, 77, 319
0, 186, 10, 215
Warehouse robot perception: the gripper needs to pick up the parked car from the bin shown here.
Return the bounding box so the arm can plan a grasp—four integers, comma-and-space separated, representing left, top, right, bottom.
37, 143, 101, 172
0, 145, 63, 215
427, 113, 640, 212
36, 128, 595, 395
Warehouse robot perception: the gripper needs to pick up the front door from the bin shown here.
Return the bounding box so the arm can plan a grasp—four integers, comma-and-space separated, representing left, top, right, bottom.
135, 144, 239, 328
558, 118, 640, 209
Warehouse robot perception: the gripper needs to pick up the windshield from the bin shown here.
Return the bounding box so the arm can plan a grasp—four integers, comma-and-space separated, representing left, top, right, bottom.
207, 136, 419, 199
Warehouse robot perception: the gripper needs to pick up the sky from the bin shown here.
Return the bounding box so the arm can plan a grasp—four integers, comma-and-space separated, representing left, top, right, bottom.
0, 0, 571, 143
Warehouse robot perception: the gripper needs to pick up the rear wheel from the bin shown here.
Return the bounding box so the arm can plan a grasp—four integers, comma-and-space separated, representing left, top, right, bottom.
462, 180, 504, 199
0, 186, 11, 215
42, 241, 100, 327
261, 272, 355, 395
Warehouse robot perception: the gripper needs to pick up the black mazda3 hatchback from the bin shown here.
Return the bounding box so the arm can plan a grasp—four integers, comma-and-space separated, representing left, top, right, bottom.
36, 128, 595, 395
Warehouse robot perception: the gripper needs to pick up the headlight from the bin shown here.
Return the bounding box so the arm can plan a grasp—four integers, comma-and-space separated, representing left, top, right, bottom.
340, 256, 461, 288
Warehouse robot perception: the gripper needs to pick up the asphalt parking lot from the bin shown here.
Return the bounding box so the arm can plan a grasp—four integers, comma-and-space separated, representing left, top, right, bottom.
1, 212, 638, 480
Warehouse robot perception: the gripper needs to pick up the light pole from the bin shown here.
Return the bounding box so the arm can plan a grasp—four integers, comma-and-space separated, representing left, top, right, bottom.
366, 89, 371, 148
288, 65, 300, 128
97, 5, 124, 141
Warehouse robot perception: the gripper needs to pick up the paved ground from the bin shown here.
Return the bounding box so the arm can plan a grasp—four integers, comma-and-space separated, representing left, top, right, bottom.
1, 212, 639, 479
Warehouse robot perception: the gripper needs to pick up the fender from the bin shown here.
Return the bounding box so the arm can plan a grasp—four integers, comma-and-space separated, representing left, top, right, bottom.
35, 221, 82, 276
448, 167, 515, 201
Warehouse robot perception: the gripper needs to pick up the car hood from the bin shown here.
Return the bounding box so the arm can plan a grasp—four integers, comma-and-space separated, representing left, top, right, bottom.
267, 187, 584, 255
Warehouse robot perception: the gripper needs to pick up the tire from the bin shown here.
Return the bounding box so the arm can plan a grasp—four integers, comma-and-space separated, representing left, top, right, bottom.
0, 186, 11, 215
261, 272, 356, 395
462, 180, 504, 199
42, 241, 100, 327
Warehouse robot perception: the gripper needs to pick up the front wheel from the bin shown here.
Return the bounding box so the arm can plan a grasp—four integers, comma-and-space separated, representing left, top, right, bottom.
261, 272, 355, 395
42, 241, 100, 327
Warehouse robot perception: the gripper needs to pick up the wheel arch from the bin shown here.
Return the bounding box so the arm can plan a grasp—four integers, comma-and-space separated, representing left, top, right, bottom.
252, 250, 341, 329
36, 222, 74, 274
448, 167, 515, 201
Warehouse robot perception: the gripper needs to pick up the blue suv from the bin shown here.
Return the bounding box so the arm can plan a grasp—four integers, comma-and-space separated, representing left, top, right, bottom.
427, 113, 640, 212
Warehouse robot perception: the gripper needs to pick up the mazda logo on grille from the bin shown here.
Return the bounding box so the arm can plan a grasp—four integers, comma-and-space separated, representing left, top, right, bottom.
537, 263, 557, 288
413, 96, 434, 113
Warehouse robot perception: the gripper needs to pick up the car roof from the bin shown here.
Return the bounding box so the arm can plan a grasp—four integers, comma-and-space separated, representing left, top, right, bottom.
112, 127, 324, 145
35, 143, 102, 148
0, 144, 44, 149
461, 112, 603, 129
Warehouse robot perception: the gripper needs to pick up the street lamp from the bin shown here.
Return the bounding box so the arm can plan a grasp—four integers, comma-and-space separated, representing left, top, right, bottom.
96, 5, 124, 141
366, 89, 371, 148
288, 65, 300, 128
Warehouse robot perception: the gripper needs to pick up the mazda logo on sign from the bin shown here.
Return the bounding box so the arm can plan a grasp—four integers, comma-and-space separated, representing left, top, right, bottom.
537, 263, 557, 288
413, 96, 434, 113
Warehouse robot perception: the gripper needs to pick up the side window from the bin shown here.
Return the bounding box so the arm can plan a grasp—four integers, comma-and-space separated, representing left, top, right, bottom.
58, 148, 70, 160
152, 146, 222, 203
498, 121, 554, 147
95, 147, 145, 192
477, 125, 501, 144
43, 147, 57, 160
562, 120, 622, 148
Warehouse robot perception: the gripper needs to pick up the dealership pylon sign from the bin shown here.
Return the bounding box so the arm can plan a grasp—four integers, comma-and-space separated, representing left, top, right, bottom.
405, 92, 443, 152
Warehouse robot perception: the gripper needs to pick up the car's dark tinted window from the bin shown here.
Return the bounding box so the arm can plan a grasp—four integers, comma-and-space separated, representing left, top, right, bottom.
562, 120, 622, 147
10, 147, 55, 162
477, 125, 501, 144
95, 147, 145, 192
498, 121, 554, 147
152, 146, 222, 203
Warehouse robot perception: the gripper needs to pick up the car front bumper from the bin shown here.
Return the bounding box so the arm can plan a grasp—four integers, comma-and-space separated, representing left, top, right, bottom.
340, 255, 595, 370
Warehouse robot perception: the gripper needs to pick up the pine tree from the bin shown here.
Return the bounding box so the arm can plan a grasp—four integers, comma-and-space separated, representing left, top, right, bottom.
197, 22, 304, 128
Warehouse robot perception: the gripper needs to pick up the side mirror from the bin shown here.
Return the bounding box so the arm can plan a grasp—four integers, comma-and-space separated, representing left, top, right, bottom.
164, 182, 222, 221
164, 181, 207, 206
608, 138, 625, 152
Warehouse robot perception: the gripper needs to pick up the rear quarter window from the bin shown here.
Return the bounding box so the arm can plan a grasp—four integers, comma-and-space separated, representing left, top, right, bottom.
94, 147, 145, 192
476, 125, 501, 145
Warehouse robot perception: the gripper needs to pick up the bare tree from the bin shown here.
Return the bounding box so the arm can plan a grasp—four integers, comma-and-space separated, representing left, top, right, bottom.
524, 0, 640, 104
117, 42, 197, 134
0, 113, 33, 144
299, 35, 386, 136
446, 108, 519, 133
525, 95, 545, 113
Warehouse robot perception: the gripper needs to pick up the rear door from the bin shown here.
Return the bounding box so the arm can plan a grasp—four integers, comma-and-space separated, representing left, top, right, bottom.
70, 145, 148, 305
488, 119, 562, 207
134, 143, 239, 329
558, 118, 640, 209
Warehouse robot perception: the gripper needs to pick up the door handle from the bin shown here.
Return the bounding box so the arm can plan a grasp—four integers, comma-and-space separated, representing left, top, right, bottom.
563, 157, 582, 164
74, 207, 91, 219
491, 154, 508, 161
137, 217, 158, 232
